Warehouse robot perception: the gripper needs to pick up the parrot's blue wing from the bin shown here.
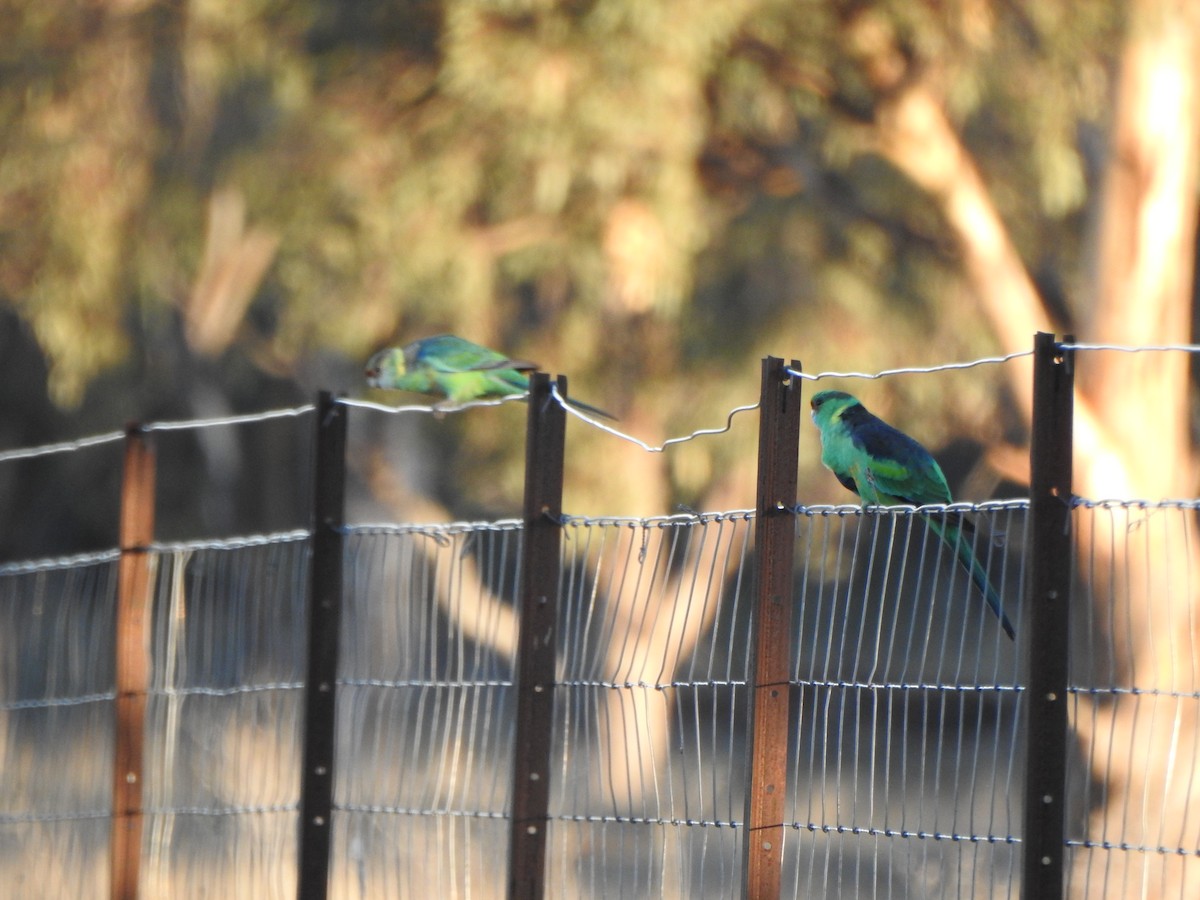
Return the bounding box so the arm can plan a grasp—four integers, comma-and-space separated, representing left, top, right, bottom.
844, 412, 952, 506
414, 335, 536, 374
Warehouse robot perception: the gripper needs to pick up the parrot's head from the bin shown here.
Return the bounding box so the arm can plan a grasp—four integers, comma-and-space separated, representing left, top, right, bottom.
364, 347, 409, 388
809, 390, 860, 429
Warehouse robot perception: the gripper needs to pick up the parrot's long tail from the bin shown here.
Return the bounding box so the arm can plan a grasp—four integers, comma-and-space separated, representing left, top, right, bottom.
563, 396, 617, 420
924, 515, 1016, 640
494, 370, 616, 419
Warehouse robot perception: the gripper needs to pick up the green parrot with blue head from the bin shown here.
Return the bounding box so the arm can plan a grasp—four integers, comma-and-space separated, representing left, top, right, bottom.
809, 389, 1015, 640
365, 334, 613, 418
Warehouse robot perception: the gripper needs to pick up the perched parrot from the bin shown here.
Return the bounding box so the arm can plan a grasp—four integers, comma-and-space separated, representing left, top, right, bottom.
809, 389, 1015, 640
365, 334, 614, 418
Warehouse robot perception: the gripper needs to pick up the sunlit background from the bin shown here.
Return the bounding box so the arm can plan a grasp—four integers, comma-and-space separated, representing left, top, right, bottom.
2, 0, 1199, 897
6, 0, 1169, 559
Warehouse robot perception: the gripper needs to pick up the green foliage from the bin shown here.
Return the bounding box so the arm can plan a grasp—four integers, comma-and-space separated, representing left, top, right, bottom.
0, 0, 1130, 511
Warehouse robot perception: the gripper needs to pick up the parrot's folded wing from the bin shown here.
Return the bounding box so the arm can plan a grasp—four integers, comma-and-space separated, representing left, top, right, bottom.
468, 357, 538, 373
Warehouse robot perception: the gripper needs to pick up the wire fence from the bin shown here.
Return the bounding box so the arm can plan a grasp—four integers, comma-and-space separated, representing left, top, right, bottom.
2, 335, 1200, 898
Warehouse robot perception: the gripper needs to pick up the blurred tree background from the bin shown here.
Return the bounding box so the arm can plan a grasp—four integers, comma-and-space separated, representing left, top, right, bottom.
4, 1, 1200, 889
2, 0, 1154, 557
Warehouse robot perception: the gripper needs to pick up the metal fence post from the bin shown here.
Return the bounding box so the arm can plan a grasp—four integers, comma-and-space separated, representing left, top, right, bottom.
298, 392, 347, 900
112, 425, 156, 900
1022, 332, 1075, 898
742, 357, 804, 900
508, 373, 567, 900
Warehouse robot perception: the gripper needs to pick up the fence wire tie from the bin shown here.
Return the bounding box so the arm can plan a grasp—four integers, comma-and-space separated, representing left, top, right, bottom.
411, 528, 452, 547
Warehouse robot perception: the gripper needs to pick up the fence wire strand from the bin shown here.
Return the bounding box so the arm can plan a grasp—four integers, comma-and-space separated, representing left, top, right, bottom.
0, 430, 125, 465
0, 404, 315, 465
141, 404, 315, 433
1058, 342, 1200, 354
786, 350, 1034, 383
550, 381, 760, 452
338, 394, 526, 416
4, 343, 1196, 468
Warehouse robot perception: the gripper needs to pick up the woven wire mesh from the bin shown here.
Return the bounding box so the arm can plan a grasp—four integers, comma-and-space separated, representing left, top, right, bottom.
0, 535, 310, 898
785, 503, 1027, 899
1066, 500, 1200, 898
0, 551, 119, 897
333, 523, 523, 899
0, 506, 1030, 898
11, 499, 1200, 898
139, 535, 310, 897
548, 512, 755, 898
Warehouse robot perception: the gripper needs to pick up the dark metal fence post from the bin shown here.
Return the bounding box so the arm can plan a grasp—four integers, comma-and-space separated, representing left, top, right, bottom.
742, 357, 804, 900
298, 392, 347, 900
112, 425, 156, 900
1022, 332, 1075, 898
508, 373, 567, 900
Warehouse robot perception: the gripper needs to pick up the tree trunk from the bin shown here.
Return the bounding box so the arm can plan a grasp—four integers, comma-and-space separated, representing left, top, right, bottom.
859, 1, 1200, 894
1071, 4, 1200, 894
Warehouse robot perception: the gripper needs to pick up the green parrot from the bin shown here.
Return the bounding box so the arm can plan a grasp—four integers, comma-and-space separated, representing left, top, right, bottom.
365, 334, 614, 418
809, 389, 1015, 640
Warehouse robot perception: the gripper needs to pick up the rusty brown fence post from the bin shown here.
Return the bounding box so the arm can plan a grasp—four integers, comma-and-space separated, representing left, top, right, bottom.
507, 373, 568, 900
742, 357, 803, 899
112, 426, 156, 900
